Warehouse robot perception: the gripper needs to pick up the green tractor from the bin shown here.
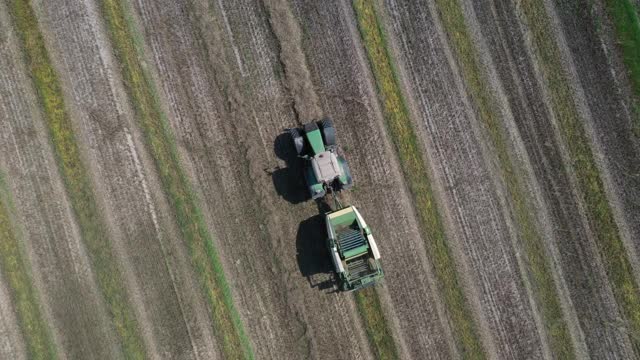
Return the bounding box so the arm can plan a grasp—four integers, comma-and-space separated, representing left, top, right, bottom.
288, 119, 352, 200
288, 119, 383, 291
326, 205, 384, 291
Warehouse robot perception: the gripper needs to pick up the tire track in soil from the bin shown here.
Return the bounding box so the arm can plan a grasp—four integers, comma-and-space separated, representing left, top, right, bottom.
381, 0, 551, 357
32, 0, 221, 358
0, 4, 120, 357
466, 0, 634, 357
292, 1, 459, 358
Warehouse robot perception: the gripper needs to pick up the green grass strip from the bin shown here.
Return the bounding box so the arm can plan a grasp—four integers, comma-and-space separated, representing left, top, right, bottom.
521, 0, 640, 354
6, 1, 147, 358
0, 175, 57, 359
602, 0, 640, 137
431, 0, 576, 357
352, 1, 485, 357
99, 1, 253, 358
354, 288, 399, 360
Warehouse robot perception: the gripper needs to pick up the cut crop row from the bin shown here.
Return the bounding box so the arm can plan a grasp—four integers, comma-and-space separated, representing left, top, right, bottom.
98, 0, 253, 358
0, 174, 57, 360
352, 1, 485, 357
602, 0, 640, 137
6, 1, 147, 358
521, 0, 640, 354
430, 0, 576, 357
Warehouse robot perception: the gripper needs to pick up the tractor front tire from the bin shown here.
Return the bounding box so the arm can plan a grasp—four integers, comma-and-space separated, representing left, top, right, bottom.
289, 128, 304, 155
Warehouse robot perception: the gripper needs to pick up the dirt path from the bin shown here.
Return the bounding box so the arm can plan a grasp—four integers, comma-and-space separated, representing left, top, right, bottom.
0, 3, 120, 357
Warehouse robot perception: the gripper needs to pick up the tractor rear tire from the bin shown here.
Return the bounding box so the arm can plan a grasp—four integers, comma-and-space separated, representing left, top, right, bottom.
289, 128, 304, 155
320, 118, 336, 147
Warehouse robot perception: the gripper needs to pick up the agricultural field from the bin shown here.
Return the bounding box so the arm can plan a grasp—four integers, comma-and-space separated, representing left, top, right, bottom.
0, 0, 639, 358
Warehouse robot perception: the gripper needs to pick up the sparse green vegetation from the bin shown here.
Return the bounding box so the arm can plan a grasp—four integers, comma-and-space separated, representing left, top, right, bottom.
602, 0, 640, 136
431, 0, 576, 357
521, 0, 640, 354
352, 1, 485, 357
99, 0, 253, 358
0, 174, 57, 359
6, 1, 147, 358
355, 288, 398, 360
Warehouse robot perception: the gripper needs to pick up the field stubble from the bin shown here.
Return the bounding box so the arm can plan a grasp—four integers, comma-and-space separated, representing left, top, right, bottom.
0, 2, 122, 358
32, 0, 227, 357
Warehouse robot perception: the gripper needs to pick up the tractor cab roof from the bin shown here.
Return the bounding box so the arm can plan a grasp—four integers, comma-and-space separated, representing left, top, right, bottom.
311, 151, 342, 184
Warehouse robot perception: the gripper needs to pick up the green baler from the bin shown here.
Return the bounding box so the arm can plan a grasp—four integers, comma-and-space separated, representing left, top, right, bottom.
326, 206, 383, 291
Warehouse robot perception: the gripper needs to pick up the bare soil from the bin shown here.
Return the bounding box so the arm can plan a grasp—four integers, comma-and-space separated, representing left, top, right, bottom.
1, 0, 639, 358
381, 0, 551, 357
0, 271, 25, 360
464, 0, 637, 357
0, 3, 120, 357
551, 0, 640, 275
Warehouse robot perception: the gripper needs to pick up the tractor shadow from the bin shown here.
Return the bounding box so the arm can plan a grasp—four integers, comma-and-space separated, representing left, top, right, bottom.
270, 132, 308, 204
296, 200, 337, 292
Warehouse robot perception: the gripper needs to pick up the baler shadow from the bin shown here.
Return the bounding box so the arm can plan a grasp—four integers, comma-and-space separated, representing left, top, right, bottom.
296, 203, 337, 292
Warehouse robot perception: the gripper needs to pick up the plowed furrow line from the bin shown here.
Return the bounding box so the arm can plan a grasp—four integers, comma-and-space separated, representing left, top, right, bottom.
520, 0, 640, 354
98, 0, 253, 358
602, 0, 640, 138
396, 0, 577, 356
384, 1, 572, 356
5, 0, 148, 357
384, 0, 548, 357
470, 0, 631, 356
352, 1, 488, 357
34, 0, 216, 356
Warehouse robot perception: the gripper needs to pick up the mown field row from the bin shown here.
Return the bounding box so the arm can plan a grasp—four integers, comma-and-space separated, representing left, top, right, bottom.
0, 174, 57, 360
354, 287, 398, 359
6, 0, 147, 357
431, 0, 575, 357
521, 0, 640, 354
98, 0, 253, 358
602, 0, 640, 136
352, 1, 485, 358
